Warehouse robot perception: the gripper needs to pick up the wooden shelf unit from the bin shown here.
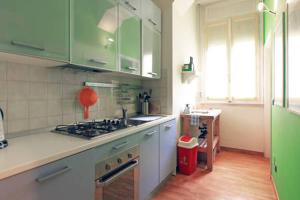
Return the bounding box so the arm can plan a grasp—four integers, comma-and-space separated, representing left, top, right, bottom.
180, 109, 222, 171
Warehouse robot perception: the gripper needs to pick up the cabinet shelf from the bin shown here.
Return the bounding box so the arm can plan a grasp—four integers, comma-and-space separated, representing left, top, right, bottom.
198, 136, 219, 153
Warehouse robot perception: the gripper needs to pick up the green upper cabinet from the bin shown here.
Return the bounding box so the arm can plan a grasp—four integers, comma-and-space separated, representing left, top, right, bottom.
141, 0, 161, 79
142, 23, 161, 79
0, 0, 70, 61
142, 0, 161, 33
118, 4, 141, 75
71, 0, 118, 71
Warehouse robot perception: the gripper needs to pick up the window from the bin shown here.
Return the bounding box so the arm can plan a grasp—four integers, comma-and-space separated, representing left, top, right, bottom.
204, 15, 260, 102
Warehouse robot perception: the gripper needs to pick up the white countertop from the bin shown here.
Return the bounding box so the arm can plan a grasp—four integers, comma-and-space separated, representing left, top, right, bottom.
0, 116, 175, 180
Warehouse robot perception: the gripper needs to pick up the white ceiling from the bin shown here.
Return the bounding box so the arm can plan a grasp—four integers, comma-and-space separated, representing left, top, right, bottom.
196, 0, 223, 5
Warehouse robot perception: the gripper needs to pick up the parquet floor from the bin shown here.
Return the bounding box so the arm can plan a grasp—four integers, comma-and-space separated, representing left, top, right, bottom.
152, 151, 277, 200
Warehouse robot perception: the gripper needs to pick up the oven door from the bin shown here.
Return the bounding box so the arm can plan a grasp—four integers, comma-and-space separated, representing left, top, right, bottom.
95, 159, 139, 200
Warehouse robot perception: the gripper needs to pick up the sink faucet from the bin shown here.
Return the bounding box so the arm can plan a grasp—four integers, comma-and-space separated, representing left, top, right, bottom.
122, 107, 128, 127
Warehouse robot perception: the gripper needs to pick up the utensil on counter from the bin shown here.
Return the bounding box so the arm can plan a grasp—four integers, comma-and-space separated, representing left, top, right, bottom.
0, 107, 8, 149
78, 86, 98, 120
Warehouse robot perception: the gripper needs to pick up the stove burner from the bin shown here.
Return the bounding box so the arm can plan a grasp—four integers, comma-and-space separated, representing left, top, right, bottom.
53, 119, 127, 139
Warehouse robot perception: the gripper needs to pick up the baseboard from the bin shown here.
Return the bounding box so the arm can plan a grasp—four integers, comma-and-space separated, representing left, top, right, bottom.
271, 175, 280, 200
221, 146, 264, 156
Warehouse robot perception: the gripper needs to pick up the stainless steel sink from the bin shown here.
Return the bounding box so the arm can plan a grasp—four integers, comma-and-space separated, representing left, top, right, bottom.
127, 115, 164, 126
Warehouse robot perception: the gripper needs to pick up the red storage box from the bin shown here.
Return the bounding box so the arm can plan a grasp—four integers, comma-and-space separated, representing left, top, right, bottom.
177, 135, 198, 175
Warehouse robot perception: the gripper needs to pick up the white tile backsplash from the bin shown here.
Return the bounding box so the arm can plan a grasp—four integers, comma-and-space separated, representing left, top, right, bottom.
8, 119, 29, 133
29, 66, 48, 82
29, 100, 48, 118
7, 81, 30, 100
0, 61, 141, 136
47, 100, 63, 116
30, 117, 48, 130
7, 100, 29, 120
0, 62, 7, 81
47, 83, 62, 99
0, 81, 7, 100
29, 82, 47, 100
62, 99, 76, 115
47, 115, 63, 127
47, 68, 62, 83
7, 63, 29, 81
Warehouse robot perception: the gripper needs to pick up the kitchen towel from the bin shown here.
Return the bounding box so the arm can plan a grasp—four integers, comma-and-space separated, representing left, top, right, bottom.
190, 115, 200, 126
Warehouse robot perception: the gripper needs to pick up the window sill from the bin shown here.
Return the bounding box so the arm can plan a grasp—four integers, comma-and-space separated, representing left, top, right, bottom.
200, 101, 264, 107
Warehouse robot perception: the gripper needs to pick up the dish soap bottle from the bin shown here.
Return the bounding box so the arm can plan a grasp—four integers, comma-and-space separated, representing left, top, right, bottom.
184, 104, 191, 114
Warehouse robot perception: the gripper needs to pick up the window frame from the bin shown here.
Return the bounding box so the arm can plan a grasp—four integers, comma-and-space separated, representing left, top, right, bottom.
202, 13, 263, 104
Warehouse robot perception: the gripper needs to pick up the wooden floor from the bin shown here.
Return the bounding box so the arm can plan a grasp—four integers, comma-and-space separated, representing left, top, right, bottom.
152, 151, 277, 200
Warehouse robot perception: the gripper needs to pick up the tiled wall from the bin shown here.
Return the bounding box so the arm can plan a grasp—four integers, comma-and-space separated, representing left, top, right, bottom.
0, 61, 141, 137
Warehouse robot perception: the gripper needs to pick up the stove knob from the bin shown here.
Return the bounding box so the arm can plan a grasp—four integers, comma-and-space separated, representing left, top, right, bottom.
105, 164, 111, 171
117, 158, 122, 164
128, 153, 133, 159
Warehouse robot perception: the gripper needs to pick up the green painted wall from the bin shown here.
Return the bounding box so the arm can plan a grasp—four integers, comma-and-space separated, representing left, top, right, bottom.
264, 0, 300, 199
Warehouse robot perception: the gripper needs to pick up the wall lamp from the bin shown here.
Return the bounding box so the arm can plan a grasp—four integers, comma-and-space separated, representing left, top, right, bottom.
257, 1, 277, 15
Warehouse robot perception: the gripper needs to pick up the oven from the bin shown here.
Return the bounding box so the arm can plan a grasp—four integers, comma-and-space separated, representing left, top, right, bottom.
95, 146, 140, 200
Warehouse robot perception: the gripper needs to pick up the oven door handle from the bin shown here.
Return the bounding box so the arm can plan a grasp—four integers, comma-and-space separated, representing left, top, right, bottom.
96, 159, 139, 187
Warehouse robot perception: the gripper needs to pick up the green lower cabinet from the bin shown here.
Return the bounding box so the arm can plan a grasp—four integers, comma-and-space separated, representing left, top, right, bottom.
71, 0, 118, 71
142, 23, 161, 79
0, 0, 69, 61
139, 126, 160, 200
119, 5, 141, 75
0, 150, 94, 200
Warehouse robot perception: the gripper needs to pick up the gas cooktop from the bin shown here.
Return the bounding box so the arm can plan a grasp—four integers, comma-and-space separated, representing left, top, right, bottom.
53, 119, 129, 139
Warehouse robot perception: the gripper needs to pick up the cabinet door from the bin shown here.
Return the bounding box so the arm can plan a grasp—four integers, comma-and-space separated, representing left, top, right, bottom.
139, 126, 159, 200
142, 23, 161, 79
119, 5, 141, 75
142, 0, 161, 33
159, 120, 177, 182
0, 150, 94, 200
0, 0, 69, 61
71, 0, 118, 71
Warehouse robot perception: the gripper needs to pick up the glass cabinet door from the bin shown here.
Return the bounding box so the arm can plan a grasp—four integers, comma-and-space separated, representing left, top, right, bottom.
142, 24, 161, 79
0, 0, 69, 61
71, 0, 118, 71
118, 5, 141, 75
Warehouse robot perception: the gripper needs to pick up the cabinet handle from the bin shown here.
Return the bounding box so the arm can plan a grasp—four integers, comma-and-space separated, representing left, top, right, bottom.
148, 72, 158, 77
126, 66, 137, 71
145, 130, 157, 137
164, 125, 172, 129
89, 59, 107, 65
125, 1, 137, 11
113, 141, 128, 150
11, 40, 45, 51
148, 18, 157, 26
36, 166, 71, 183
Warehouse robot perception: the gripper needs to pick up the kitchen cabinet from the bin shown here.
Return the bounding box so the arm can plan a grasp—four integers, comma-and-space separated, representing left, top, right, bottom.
0, 150, 94, 200
71, 0, 118, 71
142, 23, 161, 79
139, 126, 160, 200
142, 0, 161, 33
0, 0, 69, 61
118, 4, 141, 75
93, 132, 140, 161
159, 120, 177, 182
